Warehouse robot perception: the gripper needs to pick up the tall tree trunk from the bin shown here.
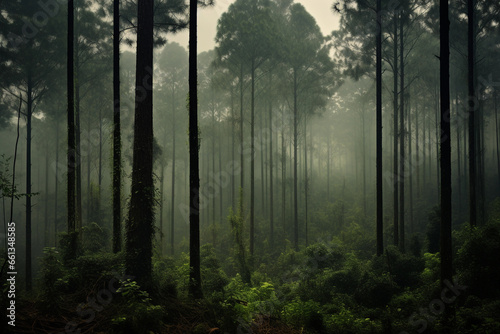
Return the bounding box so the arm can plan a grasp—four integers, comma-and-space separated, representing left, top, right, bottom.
495, 92, 500, 191
125, 0, 154, 288
54, 121, 59, 246
293, 69, 299, 251
281, 108, 286, 242
26, 73, 33, 291
399, 13, 405, 252
112, 0, 122, 253
468, 0, 476, 226
250, 61, 255, 256
269, 74, 274, 249
188, 0, 202, 299
44, 144, 49, 246
75, 27, 82, 233
66, 2, 76, 243
362, 110, 366, 216
231, 88, 235, 210
304, 116, 309, 247
393, 13, 399, 247
456, 94, 462, 218
159, 162, 164, 255
239, 65, 244, 215
376, 0, 384, 256
440, 0, 453, 329
171, 88, 176, 255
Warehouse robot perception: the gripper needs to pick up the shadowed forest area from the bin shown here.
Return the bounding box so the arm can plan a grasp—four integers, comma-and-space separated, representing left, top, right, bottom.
1, 0, 500, 333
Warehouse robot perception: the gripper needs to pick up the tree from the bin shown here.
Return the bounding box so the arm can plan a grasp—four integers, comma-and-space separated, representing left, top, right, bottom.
113, 0, 122, 253
215, 0, 276, 256
188, 0, 202, 299
282, 3, 335, 250
440, 0, 453, 329
125, 0, 154, 287
376, 0, 383, 256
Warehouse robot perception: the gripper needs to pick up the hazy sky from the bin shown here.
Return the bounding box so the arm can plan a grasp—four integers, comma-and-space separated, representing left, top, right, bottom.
169, 0, 341, 53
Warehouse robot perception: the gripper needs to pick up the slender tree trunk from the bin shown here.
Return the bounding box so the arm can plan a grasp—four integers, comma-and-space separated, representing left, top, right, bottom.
75, 34, 82, 233
393, 14, 399, 247
416, 105, 420, 198
250, 61, 255, 256
408, 96, 414, 234
171, 88, 176, 255
495, 92, 500, 191
212, 95, 216, 247
293, 69, 299, 251
67, 0, 76, 256
376, 0, 384, 256
304, 116, 309, 247
456, 94, 462, 218
440, 0, 454, 329
327, 134, 331, 202
362, 110, 366, 216
231, 88, 235, 210
468, 0, 476, 226
125, 0, 154, 287
159, 163, 164, 255
188, 0, 202, 299
26, 73, 33, 291
399, 13, 405, 252
54, 121, 59, 246
269, 74, 274, 249
239, 65, 244, 215
44, 144, 49, 246
281, 108, 286, 242
112, 0, 122, 253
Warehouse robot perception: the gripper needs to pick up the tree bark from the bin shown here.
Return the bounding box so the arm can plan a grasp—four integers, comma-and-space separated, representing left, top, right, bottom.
399, 12, 405, 252
293, 69, 299, 251
188, 0, 202, 299
125, 0, 154, 287
468, 0, 476, 226
440, 0, 453, 329
393, 13, 399, 247
112, 0, 122, 253
376, 0, 384, 256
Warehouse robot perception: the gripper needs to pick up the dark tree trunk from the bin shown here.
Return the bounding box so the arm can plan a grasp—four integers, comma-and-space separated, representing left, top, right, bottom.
269, 74, 274, 249
376, 0, 384, 256
495, 92, 500, 190
125, 0, 154, 288
250, 61, 255, 256
239, 65, 244, 215
112, 0, 122, 253
468, 0, 476, 226
26, 73, 33, 291
44, 144, 49, 246
188, 0, 202, 299
399, 13, 405, 252
67, 1, 77, 269
304, 117, 309, 247
440, 0, 453, 329
393, 13, 399, 247
54, 122, 59, 246
75, 30, 82, 233
293, 69, 299, 251
171, 88, 176, 255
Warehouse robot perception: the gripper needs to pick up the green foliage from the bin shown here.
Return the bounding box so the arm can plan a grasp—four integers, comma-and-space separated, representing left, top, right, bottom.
325, 304, 381, 334
355, 271, 398, 308
111, 279, 164, 334
455, 222, 500, 299
281, 297, 324, 331
152, 256, 178, 299
82, 222, 110, 253
228, 203, 251, 284
384, 245, 425, 288
38, 247, 66, 311
200, 244, 228, 298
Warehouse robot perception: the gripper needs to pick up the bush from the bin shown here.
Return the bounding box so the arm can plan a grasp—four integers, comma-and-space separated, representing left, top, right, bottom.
111, 279, 164, 334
